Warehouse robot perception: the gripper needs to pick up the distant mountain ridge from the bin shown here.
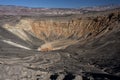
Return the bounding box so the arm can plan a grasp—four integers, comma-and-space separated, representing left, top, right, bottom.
0, 4, 120, 15
81, 4, 120, 11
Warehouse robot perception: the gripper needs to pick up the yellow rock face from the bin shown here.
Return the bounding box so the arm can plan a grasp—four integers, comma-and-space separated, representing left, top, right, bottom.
2, 11, 120, 51
31, 12, 119, 42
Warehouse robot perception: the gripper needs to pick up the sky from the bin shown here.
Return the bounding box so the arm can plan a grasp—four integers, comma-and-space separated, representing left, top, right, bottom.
0, 0, 120, 8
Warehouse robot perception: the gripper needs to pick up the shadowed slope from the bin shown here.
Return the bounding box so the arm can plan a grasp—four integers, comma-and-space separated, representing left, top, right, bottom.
3, 10, 120, 52
0, 9, 120, 80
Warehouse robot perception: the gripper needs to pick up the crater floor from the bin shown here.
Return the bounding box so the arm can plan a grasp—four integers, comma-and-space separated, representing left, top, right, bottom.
0, 9, 120, 80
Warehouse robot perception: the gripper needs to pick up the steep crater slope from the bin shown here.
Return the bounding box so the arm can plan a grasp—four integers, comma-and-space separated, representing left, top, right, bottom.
3, 11, 120, 51
0, 10, 120, 80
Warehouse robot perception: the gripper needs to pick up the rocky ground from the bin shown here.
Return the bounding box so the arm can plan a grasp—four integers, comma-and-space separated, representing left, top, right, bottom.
0, 8, 120, 80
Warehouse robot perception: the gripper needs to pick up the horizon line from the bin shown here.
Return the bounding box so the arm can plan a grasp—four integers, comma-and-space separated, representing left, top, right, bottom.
0, 4, 120, 9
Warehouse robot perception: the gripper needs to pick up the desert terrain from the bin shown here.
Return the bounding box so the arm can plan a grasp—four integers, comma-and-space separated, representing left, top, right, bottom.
0, 5, 120, 80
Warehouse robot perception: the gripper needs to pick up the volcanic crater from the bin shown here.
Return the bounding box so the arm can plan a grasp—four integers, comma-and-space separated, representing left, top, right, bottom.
0, 8, 120, 80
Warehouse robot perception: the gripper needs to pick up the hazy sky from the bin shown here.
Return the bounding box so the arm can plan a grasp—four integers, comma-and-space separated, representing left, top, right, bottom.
0, 0, 120, 8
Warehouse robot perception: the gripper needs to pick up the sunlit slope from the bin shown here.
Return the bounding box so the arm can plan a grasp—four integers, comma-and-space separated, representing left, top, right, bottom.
2, 11, 120, 51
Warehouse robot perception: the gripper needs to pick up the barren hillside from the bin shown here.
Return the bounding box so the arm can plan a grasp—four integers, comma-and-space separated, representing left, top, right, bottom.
0, 5, 120, 80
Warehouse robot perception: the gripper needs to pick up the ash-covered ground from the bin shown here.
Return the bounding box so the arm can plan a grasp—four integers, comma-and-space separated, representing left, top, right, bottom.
0, 6, 120, 80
